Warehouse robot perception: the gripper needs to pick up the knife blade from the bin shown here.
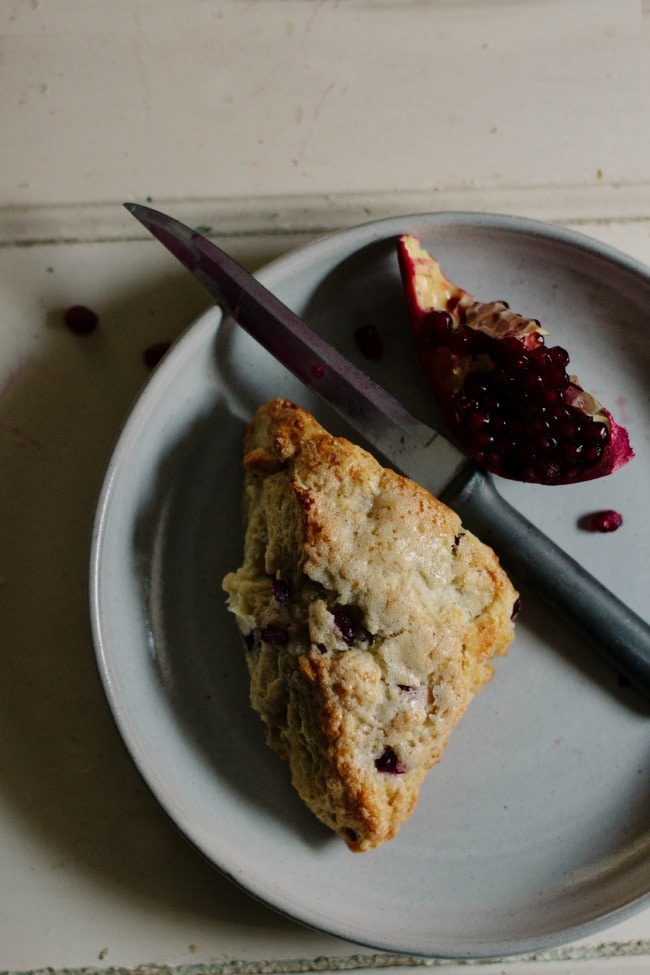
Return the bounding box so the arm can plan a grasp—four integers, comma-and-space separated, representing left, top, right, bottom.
125, 202, 650, 700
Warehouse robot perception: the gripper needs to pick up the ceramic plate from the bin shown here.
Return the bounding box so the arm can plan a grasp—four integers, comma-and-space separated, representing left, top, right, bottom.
90, 213, 650, 958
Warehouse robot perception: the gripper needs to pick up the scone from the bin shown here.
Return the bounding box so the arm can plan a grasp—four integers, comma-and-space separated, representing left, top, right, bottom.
222, 398, 518, 852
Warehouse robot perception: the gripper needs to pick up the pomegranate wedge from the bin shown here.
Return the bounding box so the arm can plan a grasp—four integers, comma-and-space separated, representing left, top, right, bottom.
397, 234, 634, 485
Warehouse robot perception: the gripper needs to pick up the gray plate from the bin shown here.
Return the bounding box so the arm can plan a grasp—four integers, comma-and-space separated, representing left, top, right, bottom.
91, 212, 650, 958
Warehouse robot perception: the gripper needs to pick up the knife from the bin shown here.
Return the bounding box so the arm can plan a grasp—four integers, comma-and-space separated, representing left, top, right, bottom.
125, 202, 650, 701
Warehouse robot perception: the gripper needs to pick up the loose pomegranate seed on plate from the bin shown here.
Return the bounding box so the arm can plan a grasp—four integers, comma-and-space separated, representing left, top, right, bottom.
64, 305, 99, 335
579, 509, 623, 533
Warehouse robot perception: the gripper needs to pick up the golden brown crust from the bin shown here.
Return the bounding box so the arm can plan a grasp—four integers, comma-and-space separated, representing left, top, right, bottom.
223, 398, 518, 851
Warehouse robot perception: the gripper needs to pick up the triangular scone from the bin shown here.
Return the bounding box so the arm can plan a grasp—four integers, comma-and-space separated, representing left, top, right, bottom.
223, 398, 518, 852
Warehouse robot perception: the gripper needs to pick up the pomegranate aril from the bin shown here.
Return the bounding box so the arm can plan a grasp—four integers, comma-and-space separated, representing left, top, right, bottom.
456, 394, 480, 415
422, 310, 452, 347
492, 371, 517, 397
506, 415, 524, 437
530, 347, 553, 369
475, 430, 495, 448
580, 509, 623, 532
270, 578, 291, 603
549, 404, 572, 423
448, 327, 474, 354
534, 458, 562, 481
531, 388, 552, 409
527, 416, 549, 435
260, 625, 289, 646
496, 335, 525, 361
541, 365, 569, 389
507, 353, 531, 375
558, 416, 582, 440
518, 391, 539, 412
562, 442, 584, 463
333, 608, 356, 645
535, 434, 558, 453
482, 393, 501, 413
583, 443, 605, 465
494, 436, 518, 457
584, 421, 610, 445
514, 440, 536, 463
467, 411, 491, 431
548, 345, 570, 366
472, 330, 496, 354
64, 304, 99, 335
522, 371, 544, 393
374, 746, 407, 775
465, 373, 490, 397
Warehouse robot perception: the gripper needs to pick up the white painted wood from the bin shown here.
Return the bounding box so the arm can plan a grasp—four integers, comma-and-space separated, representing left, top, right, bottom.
0, 0, 646, 213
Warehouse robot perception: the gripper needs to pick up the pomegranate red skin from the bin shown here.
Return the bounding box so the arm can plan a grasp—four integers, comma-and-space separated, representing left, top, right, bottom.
397, 234, 634, 485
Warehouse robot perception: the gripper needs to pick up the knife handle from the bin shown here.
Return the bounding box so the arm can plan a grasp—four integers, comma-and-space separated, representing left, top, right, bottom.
442, 470, 650, 701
